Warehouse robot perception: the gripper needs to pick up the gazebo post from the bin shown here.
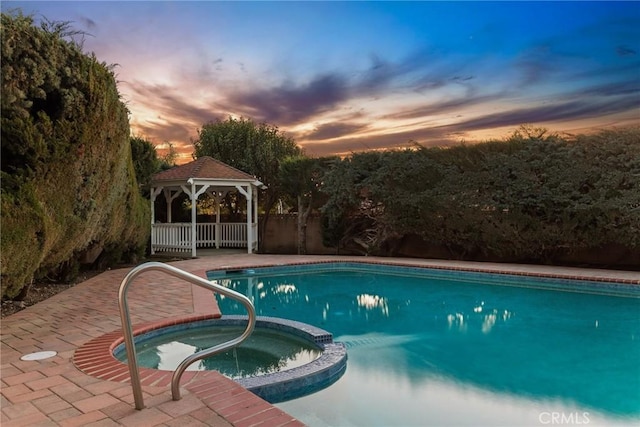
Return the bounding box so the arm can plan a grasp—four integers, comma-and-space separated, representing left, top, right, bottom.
215, 194, 221, 249
149, 187, 164, 255
253, 186, 259, 253
190, 180, 197, 258
246, 187, 252, 254
163, 188, 173, 223
236, 184, 254, 254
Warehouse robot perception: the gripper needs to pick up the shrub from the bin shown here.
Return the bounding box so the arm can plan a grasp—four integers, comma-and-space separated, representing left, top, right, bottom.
1, 13, 150, 298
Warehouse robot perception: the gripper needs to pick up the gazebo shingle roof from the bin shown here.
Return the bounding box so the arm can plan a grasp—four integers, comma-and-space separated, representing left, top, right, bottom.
152, 156, 257, 182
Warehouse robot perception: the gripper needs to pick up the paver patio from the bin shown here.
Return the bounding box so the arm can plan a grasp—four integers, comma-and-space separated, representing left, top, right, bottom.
2, 254, 638, 426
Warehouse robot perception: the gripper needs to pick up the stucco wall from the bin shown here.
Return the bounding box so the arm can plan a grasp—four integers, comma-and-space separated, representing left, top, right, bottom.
261, 214, 337, 254
260, 216, 639, 269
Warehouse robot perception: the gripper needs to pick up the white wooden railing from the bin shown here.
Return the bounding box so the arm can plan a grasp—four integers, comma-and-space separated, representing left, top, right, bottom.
151, 223, 191, 253
196, 223, 216, 247
218, 223, 247, 248
151, 223, 249, 253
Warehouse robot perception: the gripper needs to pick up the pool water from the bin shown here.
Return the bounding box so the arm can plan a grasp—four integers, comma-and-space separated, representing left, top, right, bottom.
116, 324, 321, 378
211, 264, 640, 426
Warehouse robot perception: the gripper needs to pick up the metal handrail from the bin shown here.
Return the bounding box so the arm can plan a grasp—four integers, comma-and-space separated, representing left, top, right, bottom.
117, 262, 256, 410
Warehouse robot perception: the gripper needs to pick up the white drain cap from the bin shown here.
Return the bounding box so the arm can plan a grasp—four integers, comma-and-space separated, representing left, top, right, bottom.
20, 351, 57, 361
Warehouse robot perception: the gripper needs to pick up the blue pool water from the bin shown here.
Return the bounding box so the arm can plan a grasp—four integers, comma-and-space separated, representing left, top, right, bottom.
210, 263, 640, 426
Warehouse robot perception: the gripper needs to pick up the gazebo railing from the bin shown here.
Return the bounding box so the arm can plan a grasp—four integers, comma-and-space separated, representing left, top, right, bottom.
151, 222, 248, 253
151, 223, 191, 253
218, 223, 247, 248
196, 223, 216, 248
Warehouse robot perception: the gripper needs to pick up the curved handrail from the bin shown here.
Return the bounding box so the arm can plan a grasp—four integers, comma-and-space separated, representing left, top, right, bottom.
117, 262, 256, 410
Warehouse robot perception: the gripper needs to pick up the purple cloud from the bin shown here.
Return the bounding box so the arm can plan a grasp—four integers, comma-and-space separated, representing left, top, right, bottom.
227, 74, 348, 125
305, 122, 370, 141
441, 95, 639, 132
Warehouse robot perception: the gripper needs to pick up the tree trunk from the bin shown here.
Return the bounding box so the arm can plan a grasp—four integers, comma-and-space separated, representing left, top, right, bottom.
258, 192, 278, 252
297, 196, 304, 254
297, 195, 313, 255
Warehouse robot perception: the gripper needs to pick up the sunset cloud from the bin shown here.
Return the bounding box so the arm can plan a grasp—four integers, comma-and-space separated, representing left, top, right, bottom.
5, 1, 637, 160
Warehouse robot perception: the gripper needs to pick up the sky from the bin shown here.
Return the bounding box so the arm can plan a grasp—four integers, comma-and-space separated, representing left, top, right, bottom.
3, 1, 639, 161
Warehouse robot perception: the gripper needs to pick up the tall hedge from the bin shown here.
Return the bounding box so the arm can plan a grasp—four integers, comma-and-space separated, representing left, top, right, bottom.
321, 127, 640, 265
1, 13, 150, 298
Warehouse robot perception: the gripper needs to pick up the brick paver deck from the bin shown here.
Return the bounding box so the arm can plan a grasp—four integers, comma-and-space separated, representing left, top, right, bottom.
2, 254, 638, 426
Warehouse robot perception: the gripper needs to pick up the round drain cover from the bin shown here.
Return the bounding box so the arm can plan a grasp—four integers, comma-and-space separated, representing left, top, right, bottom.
20, 351, 57, 361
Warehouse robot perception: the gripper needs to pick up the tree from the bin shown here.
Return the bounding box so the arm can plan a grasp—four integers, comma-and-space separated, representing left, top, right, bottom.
192, 117, 302, 249
130, 136, 160, 198
158, 141, 178, 170
280, 156, 335, 254
320, 151, 388, 253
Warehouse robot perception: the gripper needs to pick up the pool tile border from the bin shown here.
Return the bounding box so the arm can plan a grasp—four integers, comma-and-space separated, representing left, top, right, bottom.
208, 260, 640, 297
208, 259, 640, 284
223, 315, 347, 403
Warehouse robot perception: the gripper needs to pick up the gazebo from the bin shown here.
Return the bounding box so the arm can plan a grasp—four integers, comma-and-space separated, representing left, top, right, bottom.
149, 156, 265, 257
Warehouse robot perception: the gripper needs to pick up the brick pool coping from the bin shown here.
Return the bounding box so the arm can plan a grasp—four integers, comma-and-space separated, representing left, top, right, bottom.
73, 313, 222, 385
72, 313, 307, 426
2, 254, 638, 426
73, 314, 347, 407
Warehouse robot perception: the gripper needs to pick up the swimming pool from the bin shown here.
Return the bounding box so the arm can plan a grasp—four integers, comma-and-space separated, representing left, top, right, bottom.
210, 262, 640, 426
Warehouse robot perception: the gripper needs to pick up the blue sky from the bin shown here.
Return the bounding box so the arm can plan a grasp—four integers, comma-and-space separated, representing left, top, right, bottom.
3, 1, 639, 159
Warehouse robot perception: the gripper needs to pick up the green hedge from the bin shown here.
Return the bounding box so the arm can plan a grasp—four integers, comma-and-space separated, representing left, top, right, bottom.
1, 13, 150, 298
321, 127, 640, 265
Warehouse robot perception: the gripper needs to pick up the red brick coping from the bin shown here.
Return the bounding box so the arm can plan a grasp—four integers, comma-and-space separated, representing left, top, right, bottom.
73, 313, 304, 426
